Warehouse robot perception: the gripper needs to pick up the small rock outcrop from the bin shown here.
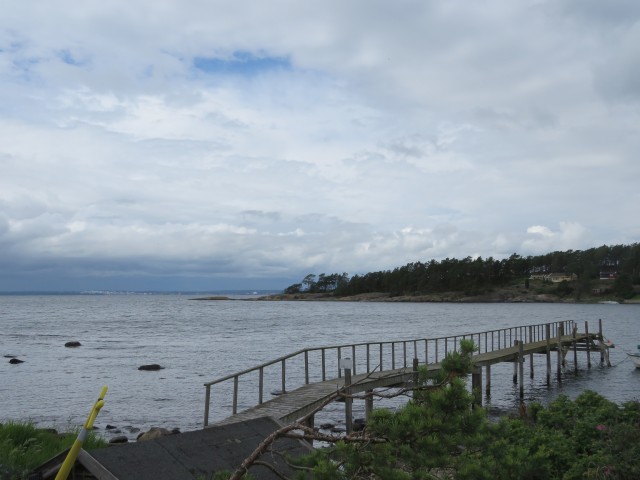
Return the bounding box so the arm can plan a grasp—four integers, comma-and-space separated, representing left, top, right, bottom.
9, 358, 24, 364
138, 364, 164, 371
137, 427, 177, 442
65, 341, 82, 348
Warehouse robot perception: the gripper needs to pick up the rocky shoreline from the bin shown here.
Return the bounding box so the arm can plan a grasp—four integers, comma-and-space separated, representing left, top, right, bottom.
253, 289, 637, 304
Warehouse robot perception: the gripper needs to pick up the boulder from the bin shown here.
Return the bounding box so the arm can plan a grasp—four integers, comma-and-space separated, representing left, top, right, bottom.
138, 364, 164, 371
65, 341, 82, 348
9, 358, 24, 364
137, 427, 176, 442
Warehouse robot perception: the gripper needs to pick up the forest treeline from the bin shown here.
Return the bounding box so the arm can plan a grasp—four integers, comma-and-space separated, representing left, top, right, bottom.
284, 243, 640, 299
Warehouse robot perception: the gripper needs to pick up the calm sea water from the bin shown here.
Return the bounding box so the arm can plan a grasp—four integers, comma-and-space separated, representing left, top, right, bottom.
1, 295, 638, 440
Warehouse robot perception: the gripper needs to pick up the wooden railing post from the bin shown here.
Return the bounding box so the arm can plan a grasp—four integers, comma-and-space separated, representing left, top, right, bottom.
259, 367, 264, 404
392, 343, 396, 369
233, 376, 239, 414
204, 385, 211, 427
304, 350, 309, 384
403, 341, 407, 368
366, 343, 371, 373
352, 345, 357, 375
281, 360, 286, 394
322, 348, 326, 381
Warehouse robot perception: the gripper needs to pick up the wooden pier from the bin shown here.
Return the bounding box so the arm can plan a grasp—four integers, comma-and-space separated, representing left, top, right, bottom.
204, 319, 611, 430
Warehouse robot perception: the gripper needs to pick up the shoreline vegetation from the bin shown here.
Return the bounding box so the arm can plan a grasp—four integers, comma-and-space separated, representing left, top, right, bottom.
192, 281, 640, 304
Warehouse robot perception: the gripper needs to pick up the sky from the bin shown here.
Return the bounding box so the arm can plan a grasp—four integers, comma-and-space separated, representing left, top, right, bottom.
1, 0, 639, 292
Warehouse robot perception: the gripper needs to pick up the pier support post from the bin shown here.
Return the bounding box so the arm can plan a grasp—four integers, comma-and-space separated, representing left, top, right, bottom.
518, 341, 524, 399
585, 321, 592, 369
545, 324, 551, 386
365, 390, 374, 421
557, 324, 564, 382
513, 340, 519, 384
529, 326, 534, 379
303, 415, 315, 446
485, 364, 491, 397
572, 325, 578, 373
472, 366, 482, 407
599, 318, 605, 365
344, 365, 353, 434
412, 358, 419, 398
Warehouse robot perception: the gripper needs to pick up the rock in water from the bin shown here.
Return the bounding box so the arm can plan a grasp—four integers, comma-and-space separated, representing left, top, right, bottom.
65, 341, 82, 348
138, 364, 164, 371
9, 358, 24, 364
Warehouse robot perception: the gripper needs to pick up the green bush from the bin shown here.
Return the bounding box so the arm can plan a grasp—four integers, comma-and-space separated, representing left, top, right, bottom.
0, 421, 107, 479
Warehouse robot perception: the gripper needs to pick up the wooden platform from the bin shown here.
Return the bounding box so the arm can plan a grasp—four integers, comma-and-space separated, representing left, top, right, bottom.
213, 331, 603, 427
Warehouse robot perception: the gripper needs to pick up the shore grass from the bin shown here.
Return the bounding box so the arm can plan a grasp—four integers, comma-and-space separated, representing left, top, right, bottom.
0, 421, 107, 478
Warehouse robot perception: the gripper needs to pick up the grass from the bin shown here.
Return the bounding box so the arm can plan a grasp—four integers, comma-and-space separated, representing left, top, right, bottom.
0, 421, 108, 479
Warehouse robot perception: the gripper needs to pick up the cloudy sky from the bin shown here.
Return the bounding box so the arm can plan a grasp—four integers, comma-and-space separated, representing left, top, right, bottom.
1, 0, 639, 292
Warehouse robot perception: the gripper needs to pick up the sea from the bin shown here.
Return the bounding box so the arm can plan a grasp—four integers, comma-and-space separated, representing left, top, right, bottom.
1, 293, 638, 441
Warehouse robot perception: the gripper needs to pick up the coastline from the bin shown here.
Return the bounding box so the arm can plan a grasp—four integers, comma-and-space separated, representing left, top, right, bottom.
194, 288, 639, 304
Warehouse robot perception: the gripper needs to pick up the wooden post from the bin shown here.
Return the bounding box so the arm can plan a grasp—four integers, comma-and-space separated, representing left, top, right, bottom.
599, 318, 605, 365
204, 385, 211, 427
412, 358, 419, 399
366, 343, 370, 373
281, 360, 286, 394
513, 340, 519, 384
352, 345, 357, 375
485, 364, 491, 396
365, 390, 374, 420
303, 415, 315, 446
585, 321, 591, 369
259, 367, 264, 404
545, 323, 551, 386
233, 375, 239, 415
304, 350, 309, 384
403, 342, 407, 368
344, 365, 353, 434
392, 343, 396, 369
518, 341, 524, 399
472, 366, 482, 407
557, 323, 564, 382
337, 347, 342, 378
529, 326, 534, 378
572, 325, 578, 373
322, 348, 326, 381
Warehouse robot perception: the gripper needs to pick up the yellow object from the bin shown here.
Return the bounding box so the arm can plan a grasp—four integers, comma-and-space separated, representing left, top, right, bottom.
55, 386, 108, 480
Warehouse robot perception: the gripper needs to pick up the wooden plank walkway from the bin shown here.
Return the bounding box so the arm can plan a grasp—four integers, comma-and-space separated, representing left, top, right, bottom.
213, 331, 602, 427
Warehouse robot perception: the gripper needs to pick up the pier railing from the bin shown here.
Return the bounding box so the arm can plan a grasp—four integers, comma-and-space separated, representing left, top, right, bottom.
203, 320, 575, 426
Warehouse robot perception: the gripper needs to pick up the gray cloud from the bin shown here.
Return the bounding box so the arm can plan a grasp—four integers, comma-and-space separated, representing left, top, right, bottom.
0, 1, 638, 290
